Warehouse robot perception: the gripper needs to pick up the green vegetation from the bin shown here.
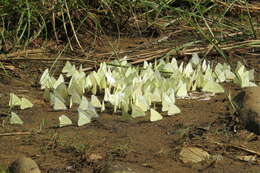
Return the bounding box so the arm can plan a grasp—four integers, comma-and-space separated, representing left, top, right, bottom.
56, 133, 91, 154
0, 0, 258, 53
108, 141, 133, 158
0, 167, 7, 173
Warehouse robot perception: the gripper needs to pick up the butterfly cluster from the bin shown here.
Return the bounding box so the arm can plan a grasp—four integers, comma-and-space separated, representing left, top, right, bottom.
8, 93, 34, 125
38, 53, 257, 126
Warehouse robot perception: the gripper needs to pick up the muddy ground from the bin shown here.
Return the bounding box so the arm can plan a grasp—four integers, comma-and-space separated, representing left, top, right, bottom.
0, 37, 260, 173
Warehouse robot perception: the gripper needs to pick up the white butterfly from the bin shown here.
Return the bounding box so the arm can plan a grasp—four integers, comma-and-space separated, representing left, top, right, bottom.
201, 59, 207, 72
91, 95, 102, 108
54, 82, 69, 102
59, 115, 72, 127
10, 112, 23, 125
77, 108, 91, 126
234, 63, 257, 88
62, 61, 73, 73
69, 91, 82, 107
9, 93, 21, 108
68, 77, 84, 96
53, 95, 67, 110
168, 104, 181, 116
101, 101, 106, 112
150, 108, 163, 122
151, 88, 162, 102
78, 97, 99, 118
162, 93, 172, 112
39, 69, 57, 89
171, 58, 179, 70
65, 64, 77, 77
176, 81, 188, 98
53, 74, 65, 89
9, 93, 33, 110
79, 96, 89, 110
135, 95, 149, 112
20, 98, 33, 110
202, 80, 224, 93
190, 53, 201, 66
39, 69, 50, 85
214, 63, 226, 83
222, 63, 235, 81
183, 62, 194, 77
131, 104, 146, 118
143, 61, 149, 68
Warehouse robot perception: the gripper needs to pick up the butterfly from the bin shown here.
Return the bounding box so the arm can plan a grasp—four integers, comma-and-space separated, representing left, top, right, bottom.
9, 93, 33, 110
10, 112, 23, 125
52, 94, 67, 110
176, 81, 188, 98
77, 108, 91, 126
20, 98, 34, 110
59, 115, 73, 127
9, 93, 21, 108
135, 95, 149, 112
150, 108, 163, 122
202, 80, 224, 93
91, 95, 102, 108
131, 104, 146, 118
78, 96, 99, 118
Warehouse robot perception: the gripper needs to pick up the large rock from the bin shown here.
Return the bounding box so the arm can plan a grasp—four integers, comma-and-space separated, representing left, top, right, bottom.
8, 157, 41, 173
233, 87, 260, 134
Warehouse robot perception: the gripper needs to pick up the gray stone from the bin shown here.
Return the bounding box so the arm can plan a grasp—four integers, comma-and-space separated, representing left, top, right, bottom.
102, 164, 137, 173
233, 86, 260, 134
8, 157, 41, 173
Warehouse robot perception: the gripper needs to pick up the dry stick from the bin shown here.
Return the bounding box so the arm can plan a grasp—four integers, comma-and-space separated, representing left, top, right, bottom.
211, 141, 260, 157
212, 0, 260, 12
0, 132, 33, 136
0, 48, 46, 58
232, 145, 260, 157
181, 26, 244, 36
127, 48, 169, 60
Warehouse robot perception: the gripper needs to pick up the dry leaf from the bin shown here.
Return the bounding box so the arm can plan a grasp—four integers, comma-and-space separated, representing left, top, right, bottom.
236, 155, 256, 162
88, 153, 103, 162
179, 147, 210, 163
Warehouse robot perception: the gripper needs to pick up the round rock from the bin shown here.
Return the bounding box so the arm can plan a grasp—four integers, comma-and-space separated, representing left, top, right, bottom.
8, 157, 41, 173
233, 86, 260, 134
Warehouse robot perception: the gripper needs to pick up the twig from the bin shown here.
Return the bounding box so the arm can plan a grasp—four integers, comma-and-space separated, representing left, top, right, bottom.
211, 141, 260, 157
0, 48, 46, 59
0, 131, 33, 136
231, 145, 260, 157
